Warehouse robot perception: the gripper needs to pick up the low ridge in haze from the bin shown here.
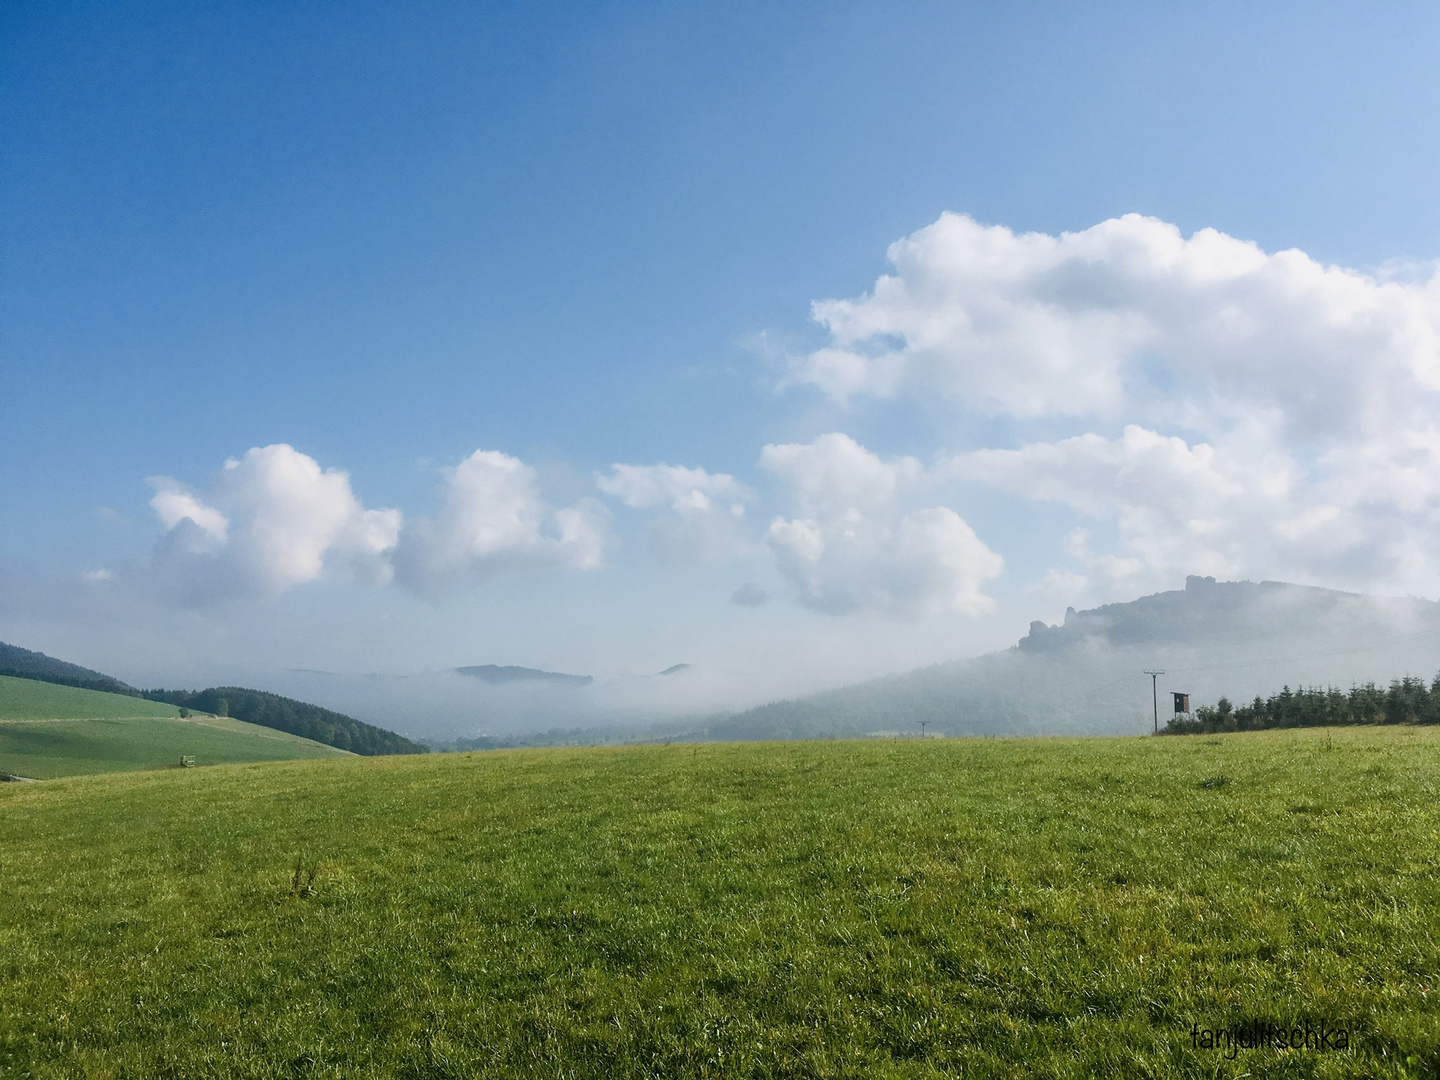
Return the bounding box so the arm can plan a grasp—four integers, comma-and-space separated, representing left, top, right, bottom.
701, 577, 1440, 740
455, 665, 594, 686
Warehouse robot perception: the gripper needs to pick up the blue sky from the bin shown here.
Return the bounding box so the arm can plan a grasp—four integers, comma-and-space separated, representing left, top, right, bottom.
5, 3, 1440, 726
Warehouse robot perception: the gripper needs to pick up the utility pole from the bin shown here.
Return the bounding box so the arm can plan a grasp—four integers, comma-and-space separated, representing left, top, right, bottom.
1144, 670, 1165, 734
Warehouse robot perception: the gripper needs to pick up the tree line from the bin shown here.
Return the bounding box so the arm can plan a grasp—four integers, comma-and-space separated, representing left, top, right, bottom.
1164, 675, 1440, 735
142, 686, 427, 756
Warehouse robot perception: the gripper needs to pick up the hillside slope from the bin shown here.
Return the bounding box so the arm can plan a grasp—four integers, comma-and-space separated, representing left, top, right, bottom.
0, 640, 137, 695
0, 676, 176, 722
0, 675, 349, 778
712, 576, 1440, 738
0, 639, 425, 755
143, 686, 428, 756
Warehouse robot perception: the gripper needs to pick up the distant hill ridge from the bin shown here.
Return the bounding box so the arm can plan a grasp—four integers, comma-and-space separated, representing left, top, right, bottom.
703, 577, 1440, 739
1016, 576, 1377, 652
456, 665, 593, 686
0, 641, 425, 757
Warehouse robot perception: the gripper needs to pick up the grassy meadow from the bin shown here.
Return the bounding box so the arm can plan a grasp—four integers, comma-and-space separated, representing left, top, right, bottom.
0, 675, 349, 778
0, 676, 186, 722
2, 727, 1439, 1077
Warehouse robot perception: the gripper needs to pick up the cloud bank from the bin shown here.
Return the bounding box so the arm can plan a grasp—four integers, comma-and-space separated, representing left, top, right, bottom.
125, 214, 1440, 623
797, 213, 1440, 598
146, 445, 607, 604
793, 212, 1440, 425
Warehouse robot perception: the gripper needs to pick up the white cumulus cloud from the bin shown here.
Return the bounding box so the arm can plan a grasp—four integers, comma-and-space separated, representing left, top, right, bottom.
597, 462, 753, 565
794, 212, 1440, 433
761, 433, 1002, 615
950, 424, 1295, 587
760, 432, 922, 520
797, 212, 1440, 598
148, 444, 401, 601
394, 450, 607, 593
150, 485, 229, 545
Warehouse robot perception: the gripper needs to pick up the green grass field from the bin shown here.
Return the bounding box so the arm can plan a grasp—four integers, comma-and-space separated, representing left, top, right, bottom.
1, 726, 1438, 1077
0, 675, 350, 778
0, 675, 185, 721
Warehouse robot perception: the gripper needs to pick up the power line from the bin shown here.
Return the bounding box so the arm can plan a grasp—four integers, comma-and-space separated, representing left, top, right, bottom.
1143, 670, 1165, 734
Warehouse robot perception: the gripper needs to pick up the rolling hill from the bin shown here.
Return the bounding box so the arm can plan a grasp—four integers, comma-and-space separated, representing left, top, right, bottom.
142, 685, 428, 756
704, 576, 1440, 740
0, 675, 350, 778
0, 639, 427, 756
0, 676, 177, 723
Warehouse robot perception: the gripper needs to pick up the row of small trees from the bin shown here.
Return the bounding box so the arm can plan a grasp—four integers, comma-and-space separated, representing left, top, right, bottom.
1165, 675, 1440, 734
143, 686, 426, 755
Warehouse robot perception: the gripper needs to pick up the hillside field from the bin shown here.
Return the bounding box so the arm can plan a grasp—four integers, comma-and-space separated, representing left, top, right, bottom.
0, 675, 184, 722
2, 727, 1438, 1077
0, 675, 349, 778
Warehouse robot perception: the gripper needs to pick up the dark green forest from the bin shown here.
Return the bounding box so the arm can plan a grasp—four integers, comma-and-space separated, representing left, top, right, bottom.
1166, 675, 1440, 734
142, 687, 426, 757
0, 641, 138, 696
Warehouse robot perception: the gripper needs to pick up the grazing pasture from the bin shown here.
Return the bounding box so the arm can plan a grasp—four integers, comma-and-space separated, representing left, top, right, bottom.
1, 727, 1438, 1077
0, 675, 181, 722
0, 675, 348, 778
